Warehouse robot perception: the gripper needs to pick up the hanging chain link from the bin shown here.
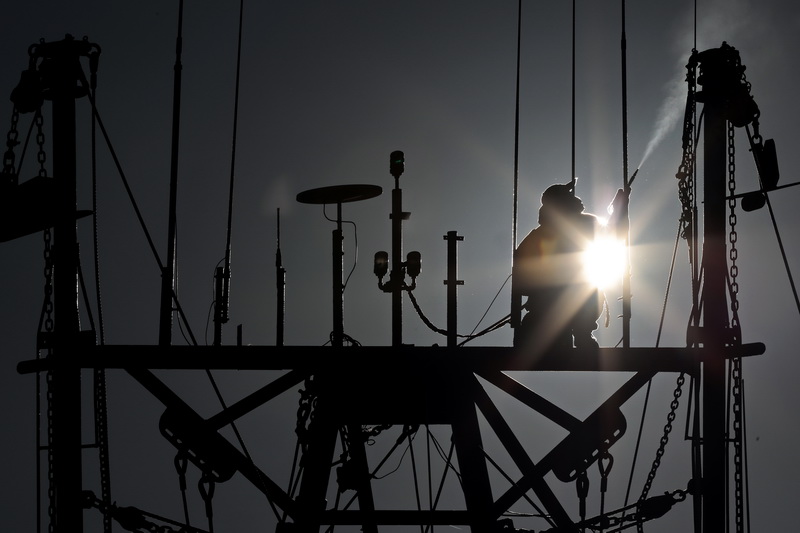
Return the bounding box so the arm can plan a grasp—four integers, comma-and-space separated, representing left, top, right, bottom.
35, 109, 48, 178
676, 52, 698, 248
636, 373, 686, 532
731, 357, 745, 533
3, 106, 20, 184
33, 103, 57, 533
727, 121, 741, 343
43, 225, 56, 533
726, 63, 748, 532
46, 367, 56, 533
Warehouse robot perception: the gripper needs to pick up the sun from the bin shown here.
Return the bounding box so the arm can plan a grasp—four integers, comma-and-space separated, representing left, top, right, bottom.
582, 236, 628, 289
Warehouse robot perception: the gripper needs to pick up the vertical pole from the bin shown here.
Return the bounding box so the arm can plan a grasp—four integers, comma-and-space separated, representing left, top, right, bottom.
698, 47, 732, 533
345, 423, 378, 533
276, 208, 285, 347
388, 151, 406, 348
620, 0, 632, 348
332, 202, 344, 347
702, 97, 727, 533
50, 39, 84, 533
213, 267, 224, 346
452, 372, 493, 531
391, 183, 403, 347
295, 401, 338, 533
159, 0, 185, 347
444, 231, 464, 348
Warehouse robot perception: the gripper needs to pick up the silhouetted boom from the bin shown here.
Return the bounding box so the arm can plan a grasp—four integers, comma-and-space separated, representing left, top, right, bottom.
17, 343, 766, 375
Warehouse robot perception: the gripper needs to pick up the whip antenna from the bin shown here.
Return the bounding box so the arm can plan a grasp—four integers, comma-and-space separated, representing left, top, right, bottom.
276, 208, 285, 346
158, 0, 185, 346
214, 0, 245, 345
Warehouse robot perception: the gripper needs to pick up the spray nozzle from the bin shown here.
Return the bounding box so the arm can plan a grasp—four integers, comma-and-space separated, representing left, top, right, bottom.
628, 168, 639, 188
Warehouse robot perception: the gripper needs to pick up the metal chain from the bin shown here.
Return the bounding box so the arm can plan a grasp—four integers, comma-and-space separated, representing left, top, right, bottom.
726, 90, 746, 533
676, 52, 697, 248
3, 106, 20, 184
43, 229, 54, 333
42, 226, 55, 533
728, 60, 753, 531
40, 138, 55, 533
35, 110, 47, 178
730, 358, 745, 533
46, 369, 56, 533
94, 367, 113, 533
727, 121, 741, 342
636, 373, 685, 532
40, 98, 53, 530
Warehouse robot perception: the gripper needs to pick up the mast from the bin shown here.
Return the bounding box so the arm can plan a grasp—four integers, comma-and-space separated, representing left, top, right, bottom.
158, 0, 185, 347
620, 0, 632, 348
698, 46, 731, 533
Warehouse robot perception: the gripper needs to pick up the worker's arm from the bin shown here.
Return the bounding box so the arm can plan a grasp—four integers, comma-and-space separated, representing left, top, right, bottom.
607, 187, 630, 239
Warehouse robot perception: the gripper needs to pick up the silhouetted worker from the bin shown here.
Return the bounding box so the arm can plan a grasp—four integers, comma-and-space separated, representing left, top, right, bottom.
512, 181, 628, 350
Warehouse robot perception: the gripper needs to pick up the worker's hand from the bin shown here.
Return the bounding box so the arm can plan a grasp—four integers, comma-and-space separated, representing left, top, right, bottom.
610, 187, 629, 215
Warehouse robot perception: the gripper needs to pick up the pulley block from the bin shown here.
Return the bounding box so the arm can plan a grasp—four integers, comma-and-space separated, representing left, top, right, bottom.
549, 406, 627, 483
159, 407, 238, 483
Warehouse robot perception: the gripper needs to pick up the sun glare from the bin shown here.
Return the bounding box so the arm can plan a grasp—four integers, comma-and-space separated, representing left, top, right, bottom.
583, 237, 627, 289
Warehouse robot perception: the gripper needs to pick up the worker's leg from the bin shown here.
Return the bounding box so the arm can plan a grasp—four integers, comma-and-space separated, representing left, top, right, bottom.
572, 288, 600, 348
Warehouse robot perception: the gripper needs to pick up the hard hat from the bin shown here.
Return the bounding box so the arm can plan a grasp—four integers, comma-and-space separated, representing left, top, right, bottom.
541, 180, 576, 205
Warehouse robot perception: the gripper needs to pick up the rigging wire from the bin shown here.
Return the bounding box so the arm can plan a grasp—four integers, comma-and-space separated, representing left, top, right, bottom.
466, 273, 512, 338
744, 126, 800, 318
480, 447, 555, 529
160, 0, 186, 347
198, 1, 280, 520
214, 0, 246, 345
407, 429, 423, 521
77, 67, 199, 345
571, 0, 576, 193
512, 0, 522, 251
620, 0, 632, 348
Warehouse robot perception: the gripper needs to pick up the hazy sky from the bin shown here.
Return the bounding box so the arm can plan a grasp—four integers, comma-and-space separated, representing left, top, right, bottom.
1, 1, 799, 532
